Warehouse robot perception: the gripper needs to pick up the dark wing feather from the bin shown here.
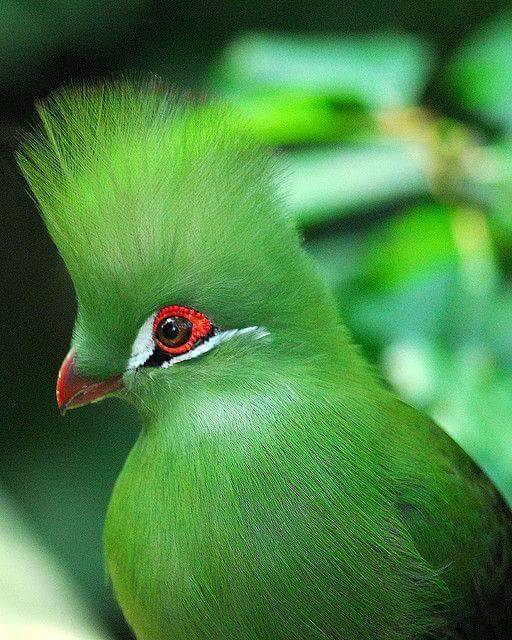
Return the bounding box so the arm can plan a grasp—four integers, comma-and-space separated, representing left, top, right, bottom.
390, 401, 512, 638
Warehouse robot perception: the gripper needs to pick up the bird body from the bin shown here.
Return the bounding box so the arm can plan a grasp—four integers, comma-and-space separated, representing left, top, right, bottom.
18, 83, 512, 639
104, 365, 512, 640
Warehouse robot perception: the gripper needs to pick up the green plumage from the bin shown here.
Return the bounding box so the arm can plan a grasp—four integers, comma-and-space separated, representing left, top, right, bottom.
18, 82, 512, 639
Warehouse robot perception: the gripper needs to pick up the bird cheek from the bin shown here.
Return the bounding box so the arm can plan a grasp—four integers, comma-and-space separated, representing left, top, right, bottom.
56, 348, 124, 414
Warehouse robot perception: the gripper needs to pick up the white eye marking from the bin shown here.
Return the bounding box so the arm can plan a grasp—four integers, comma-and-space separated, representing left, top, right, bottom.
160, 326, 270, 368
128, 313, 156, 370
127, 314, 269, 371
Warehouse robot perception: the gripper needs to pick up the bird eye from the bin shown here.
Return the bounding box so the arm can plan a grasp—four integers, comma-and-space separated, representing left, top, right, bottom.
153, 305, 213, 356
156, 316, 192, 348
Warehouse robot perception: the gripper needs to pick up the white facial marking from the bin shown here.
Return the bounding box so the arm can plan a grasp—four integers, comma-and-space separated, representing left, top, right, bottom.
160, 326, 270, 368
128, 313, 156, 370
127, 314, 269, 371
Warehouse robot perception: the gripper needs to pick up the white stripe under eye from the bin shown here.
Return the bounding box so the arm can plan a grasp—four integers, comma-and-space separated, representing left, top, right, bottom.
160, 326, 270, 367
128, 316, 269, 371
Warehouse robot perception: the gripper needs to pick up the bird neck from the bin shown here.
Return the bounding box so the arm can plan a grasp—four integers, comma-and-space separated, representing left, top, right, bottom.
134, 324, 378, 450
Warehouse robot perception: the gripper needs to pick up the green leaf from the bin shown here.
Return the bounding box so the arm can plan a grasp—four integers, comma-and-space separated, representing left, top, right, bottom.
203, 92, 376, 145
212, 32, 433, 110
362, 203, 459, 289
6, 399, 139, 623
381, 340, 512, 503
469, 139, 512, 232
346, 267, 458, 347
448, 12, 512, 130
428, 351, 512, 503
487, 288, 512, 368
306, 232, 366, 293
282, 143, 429, 228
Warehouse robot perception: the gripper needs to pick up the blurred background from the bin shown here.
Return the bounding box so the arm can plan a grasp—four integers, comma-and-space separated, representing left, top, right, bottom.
2, 1, 512, 638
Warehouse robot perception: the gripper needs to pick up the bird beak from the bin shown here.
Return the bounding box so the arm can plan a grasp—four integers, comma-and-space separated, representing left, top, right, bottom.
56, 348, 124, 414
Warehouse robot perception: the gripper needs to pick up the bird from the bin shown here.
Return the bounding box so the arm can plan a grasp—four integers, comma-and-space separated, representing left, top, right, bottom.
17, 81, 512, 640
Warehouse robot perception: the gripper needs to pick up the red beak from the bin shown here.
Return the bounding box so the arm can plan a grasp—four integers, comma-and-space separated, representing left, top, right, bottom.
56, 348, 124, 414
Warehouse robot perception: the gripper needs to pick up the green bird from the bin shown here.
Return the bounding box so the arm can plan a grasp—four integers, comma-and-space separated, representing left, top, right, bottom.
18, 82, 512, 640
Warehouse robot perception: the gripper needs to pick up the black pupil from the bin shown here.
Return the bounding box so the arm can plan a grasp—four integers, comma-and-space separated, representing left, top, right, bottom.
157, 316, 192, 346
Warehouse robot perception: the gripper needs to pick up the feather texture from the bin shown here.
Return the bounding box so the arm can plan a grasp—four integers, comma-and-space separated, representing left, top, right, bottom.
19, 82, 512, 639
18, 81, 339, 377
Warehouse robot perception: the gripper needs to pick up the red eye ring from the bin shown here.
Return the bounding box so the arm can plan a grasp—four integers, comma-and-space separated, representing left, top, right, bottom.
153, 305, 213, 356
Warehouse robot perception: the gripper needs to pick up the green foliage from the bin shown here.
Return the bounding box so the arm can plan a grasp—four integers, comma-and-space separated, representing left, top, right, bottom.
282, 143, 429, 226
212, 32, 432, 107
448, 12, 512, 130
209, 33, 432, 144
354, 203, 459, 288
209, 27, 512, 506
0, 488, 109, 639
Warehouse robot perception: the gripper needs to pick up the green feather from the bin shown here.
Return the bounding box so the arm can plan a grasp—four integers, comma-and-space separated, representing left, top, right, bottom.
19, 82, 512, 639
18, 81, 337, 378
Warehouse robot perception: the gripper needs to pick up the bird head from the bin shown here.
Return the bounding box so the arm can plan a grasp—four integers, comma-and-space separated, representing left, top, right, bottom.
18, 82, 341, 416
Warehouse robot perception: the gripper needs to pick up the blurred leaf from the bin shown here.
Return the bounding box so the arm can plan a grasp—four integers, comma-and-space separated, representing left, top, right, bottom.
212, 32, 433, 110
486, 287, 512, 368
0, 489, 109, 639
208, 92, 377, 145
347, 267, 458, 346
448, 12, 512, 130
3, 399, 140, 625
282, 142, 429, 227
306, 206, 460, 352
363, 203, 459, 288
306, 208, 460, 352
440, 355, 512, 504
381, 337, 512, 502
408, 347, 512, 502
466, 139, 512, 233
382, 339, 445, 407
